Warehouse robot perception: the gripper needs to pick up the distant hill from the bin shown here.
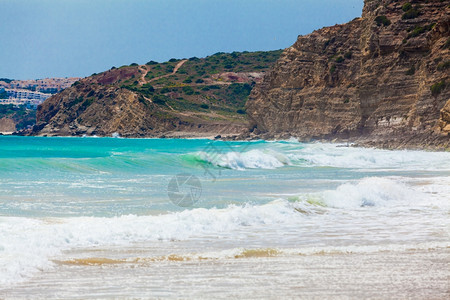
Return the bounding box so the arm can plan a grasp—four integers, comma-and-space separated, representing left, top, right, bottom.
32, 50, 282, 137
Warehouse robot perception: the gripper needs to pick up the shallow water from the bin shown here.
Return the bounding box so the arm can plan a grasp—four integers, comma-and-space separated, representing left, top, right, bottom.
0, 136, 449, 298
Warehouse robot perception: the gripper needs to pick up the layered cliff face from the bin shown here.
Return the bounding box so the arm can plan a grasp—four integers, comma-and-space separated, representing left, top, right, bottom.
33, 51, 282, 137
247, 0, 450, 149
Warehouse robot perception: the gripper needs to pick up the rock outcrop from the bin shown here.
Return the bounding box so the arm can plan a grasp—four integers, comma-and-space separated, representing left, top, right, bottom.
32, 51, 282, 138
247, 0, 450, 149
0, 118, 16, 133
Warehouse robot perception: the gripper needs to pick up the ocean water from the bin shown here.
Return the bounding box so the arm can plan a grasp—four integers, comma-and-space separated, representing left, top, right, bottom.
0, 136, 449, 298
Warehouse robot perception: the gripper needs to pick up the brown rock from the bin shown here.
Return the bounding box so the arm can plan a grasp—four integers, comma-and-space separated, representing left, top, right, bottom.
0, 117, 16, 133
247, 0, 450, 149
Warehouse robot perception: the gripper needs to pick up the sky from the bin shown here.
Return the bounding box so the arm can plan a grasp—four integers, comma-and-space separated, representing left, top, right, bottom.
0, 0, 364, 80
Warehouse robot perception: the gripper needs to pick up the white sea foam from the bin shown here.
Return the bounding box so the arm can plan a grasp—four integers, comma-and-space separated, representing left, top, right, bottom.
189, 142, 450, 170
285, 143, 450, 170
1, 176, 448, 286
321, 177, 418, 208
196, 149, 290, 170
0, 200, 299, 285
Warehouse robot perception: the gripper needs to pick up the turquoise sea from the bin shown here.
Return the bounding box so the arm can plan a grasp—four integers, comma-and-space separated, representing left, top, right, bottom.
0, 136, 449, 298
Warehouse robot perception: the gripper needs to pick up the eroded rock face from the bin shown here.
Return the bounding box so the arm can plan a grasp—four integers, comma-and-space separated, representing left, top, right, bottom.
0, 118, 16, 133
439, 99, 450, 133
34, 82, 247, 137
35, 85, 168, 137
247, 0, 450, 149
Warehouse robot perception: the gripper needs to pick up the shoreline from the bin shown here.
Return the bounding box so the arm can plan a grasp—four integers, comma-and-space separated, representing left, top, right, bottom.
2, 248, 449, 299
3, 131, 449, 152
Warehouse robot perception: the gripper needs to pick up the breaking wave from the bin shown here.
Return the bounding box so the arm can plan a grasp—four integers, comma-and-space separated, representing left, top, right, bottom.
0, 176, 436, 286
183, 149, 291, 170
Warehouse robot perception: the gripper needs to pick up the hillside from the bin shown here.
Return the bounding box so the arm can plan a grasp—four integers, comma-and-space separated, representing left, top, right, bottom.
246, 0, 450, 149
32, 50, 282, 137
0, 105, 36, 133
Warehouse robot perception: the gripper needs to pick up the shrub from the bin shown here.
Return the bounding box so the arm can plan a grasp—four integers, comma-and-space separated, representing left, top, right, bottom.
323, 37, 335, 50
169, 58, 178, 62
141, 83, 155, 93
335, 56, 345, 63
137, 95, 149, 107
375, 15, 391, 26
344, 51, 352, 59
402, 7, 420, 19
146, 60, 158, 65
437, 61, 450, 71
182, 86, 194, 95
406, 65, 415, 75
195, 79, 204, 83
430, 80, 446, 96
130, 63, 139, 66
80, 98, 94, 109
165, 65, 174, 73
407, 24, 435, 39
402, 2, 412, 12
200, 104, 209, 109
153, 95, 167, 105
68, 97, 83, 108
330, 65, 336, 74
183, 78, 192, 83
227, 83, 252, 98
343, 98, 350, 104
444, 38, 450, 49
236, 109, 246, 114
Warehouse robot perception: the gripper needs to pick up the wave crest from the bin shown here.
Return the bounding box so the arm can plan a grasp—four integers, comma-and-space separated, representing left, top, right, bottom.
185, 149, 290, 170
291, 177, 418, 209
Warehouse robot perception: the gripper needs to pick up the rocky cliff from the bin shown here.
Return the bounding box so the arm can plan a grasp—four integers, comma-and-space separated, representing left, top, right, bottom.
32, 51, 281, 138
247, 0, 450, 149
0, 105, 36, 133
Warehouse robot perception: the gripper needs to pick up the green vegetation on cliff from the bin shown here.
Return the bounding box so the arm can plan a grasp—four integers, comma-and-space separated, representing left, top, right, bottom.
109, 50, 282, 117
33, 50, 283, 137
0, 104, 36, 130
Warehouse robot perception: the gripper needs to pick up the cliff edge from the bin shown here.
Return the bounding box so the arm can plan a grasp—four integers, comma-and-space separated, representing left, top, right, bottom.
246, 0, 450, 149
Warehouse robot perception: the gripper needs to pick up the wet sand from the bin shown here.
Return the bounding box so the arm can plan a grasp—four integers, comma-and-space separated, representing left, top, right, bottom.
1, 248, 448, 299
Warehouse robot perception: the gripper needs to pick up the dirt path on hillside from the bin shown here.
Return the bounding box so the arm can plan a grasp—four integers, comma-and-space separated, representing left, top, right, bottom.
146, 60, 188, 84
138, 66, 149, 86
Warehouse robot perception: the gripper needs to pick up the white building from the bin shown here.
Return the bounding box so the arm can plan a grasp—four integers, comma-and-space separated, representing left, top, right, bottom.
0, 89, 52, 109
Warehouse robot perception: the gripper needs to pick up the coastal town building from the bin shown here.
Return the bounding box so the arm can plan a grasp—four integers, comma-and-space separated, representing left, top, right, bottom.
0, 77, 80, 109
0, 89, 51, 109
0, 77, 80, 94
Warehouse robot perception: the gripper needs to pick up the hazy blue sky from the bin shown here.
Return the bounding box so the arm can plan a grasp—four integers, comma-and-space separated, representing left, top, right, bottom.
1, 0, 363, 80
